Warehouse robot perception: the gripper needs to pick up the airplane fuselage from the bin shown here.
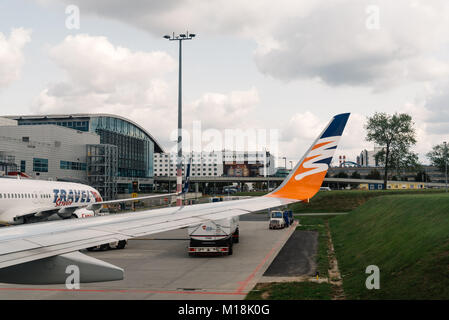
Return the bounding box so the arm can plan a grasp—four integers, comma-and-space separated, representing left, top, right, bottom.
0, 178, 102, 224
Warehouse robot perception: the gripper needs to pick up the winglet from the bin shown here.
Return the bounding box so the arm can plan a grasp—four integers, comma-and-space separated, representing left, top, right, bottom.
265, 113, 350, 201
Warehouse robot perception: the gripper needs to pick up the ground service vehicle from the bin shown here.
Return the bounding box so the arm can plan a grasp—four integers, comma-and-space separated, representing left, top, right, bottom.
283, 210, 294, 227
188, 216, 239, 256
269, 210, 286, 229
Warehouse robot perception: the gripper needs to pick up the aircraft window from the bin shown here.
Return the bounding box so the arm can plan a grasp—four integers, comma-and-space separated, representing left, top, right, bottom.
0, 194, 2, 199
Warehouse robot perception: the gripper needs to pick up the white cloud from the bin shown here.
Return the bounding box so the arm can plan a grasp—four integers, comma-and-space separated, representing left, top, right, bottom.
44, 0, 449, 90
33, 34, 177, 145
254, 1, 449, 89
34, 34, 263, 150
47, 34, 175, 92
186, 87, 259, 130
0, 28, 31, 88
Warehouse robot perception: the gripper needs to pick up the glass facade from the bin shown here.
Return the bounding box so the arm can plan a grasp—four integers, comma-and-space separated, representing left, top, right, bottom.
60, 160, 87, 171
90, 116, 154, 178
16, 115, 158, 179
19, 120, 89, 131
33, 158, 48, 172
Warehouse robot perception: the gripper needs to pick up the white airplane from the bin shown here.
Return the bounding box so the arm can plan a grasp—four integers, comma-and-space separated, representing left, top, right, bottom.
0, 178, 177, 225
0, 113, 349, 285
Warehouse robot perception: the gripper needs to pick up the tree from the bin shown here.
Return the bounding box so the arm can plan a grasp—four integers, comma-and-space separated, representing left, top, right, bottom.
426, 143, 449, 174
387, 146, 421, 179
365, 112, 416, 188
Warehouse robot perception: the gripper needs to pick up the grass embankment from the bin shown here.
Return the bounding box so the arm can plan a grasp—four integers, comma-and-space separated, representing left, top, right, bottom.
236, 189, 445, 213
330, 193, 449, 299
246, 216, 334, 300
290, 189, 446, 213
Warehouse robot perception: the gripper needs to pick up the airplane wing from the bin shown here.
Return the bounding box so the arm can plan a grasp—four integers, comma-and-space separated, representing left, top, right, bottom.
0, 113, 350, 284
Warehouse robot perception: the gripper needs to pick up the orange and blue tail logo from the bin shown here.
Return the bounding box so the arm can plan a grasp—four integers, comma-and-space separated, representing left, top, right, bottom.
266, 113, 350, 201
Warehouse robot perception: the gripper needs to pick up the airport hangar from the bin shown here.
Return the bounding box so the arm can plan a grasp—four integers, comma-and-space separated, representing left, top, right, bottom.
0, 114, 164, 200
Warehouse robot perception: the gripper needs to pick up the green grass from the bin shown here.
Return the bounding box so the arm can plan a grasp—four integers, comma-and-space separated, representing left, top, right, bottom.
246, 282, 333, 300
289, 189, 446, 213
330, 193, 449, 299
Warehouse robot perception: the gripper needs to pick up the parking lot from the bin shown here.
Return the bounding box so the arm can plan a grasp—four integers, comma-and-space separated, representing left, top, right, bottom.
0, 215, 297, 300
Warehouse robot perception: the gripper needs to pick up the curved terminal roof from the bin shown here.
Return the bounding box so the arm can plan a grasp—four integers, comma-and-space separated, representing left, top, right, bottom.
7, 113, 164, 153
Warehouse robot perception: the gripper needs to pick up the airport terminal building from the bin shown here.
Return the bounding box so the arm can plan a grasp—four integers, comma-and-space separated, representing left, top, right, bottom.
1, 114, 164, 199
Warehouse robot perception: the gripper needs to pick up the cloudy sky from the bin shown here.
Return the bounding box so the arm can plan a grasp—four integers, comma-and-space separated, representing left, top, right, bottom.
1, 0, 448, 166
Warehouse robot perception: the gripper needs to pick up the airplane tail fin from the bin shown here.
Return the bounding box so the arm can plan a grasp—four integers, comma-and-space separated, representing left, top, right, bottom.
265, 113, 350, 201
